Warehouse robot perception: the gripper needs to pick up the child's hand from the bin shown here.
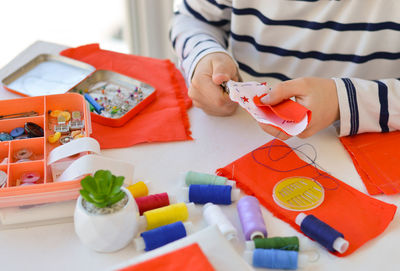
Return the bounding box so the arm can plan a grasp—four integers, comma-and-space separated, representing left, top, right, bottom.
259, 77, 339, 140
189, 52, 239, 116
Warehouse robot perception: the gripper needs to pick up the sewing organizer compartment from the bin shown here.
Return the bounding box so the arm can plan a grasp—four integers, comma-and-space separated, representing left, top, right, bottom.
2, 54, 156, 128
0, 93, 90, 207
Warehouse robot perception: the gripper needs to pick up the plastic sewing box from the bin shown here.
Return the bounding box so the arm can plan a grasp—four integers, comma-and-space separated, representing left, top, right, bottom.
0, 53, 155, 209
0, 93, 91, 209
2, 54, 157, 127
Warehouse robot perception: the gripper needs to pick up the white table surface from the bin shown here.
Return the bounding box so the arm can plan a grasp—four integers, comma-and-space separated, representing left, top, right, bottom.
0, 41, 399, 271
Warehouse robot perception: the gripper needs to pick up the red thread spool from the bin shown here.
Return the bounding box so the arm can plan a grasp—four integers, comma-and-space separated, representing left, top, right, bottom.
135, 192, 170, 215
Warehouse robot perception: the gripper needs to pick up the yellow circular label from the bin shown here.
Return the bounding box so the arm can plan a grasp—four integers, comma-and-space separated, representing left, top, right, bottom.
273, 176, 324, 211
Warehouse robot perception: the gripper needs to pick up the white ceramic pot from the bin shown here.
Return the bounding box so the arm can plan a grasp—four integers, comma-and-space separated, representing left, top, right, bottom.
74, 187, 139, 253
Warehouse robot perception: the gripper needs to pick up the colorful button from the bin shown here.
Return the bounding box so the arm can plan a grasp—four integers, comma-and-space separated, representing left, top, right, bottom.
0, 132, 13, 141
24, 122, 44, 137
10, 127, 25, 138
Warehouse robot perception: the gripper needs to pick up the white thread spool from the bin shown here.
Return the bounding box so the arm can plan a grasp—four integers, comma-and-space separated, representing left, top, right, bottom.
203, 203, 238, 241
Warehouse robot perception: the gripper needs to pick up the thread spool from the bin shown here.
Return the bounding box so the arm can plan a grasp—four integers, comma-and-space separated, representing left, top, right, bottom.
237, 196, 268, 240
183, 184, 240, 205
295, 213, 349, 254
203, 203, 238, 240
246, 236, 299, 251
135, 192, 174, 215
126, 181, 149, 198
244, 249, 298, 270
139, 202, 195, 230
134, 221, 193, 251
185, 171, 236, 187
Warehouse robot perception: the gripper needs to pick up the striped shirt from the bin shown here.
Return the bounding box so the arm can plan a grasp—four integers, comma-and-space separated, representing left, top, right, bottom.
170, 0, 400, 136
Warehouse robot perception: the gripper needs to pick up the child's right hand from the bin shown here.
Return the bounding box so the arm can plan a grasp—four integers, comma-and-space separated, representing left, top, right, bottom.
189, 52, 240, 116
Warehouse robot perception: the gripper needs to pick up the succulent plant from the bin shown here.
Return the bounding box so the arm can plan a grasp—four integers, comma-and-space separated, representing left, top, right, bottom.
79, 170, 126, 208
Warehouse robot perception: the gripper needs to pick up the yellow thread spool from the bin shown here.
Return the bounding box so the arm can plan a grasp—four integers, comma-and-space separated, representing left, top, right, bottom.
273, 176, 324, 211
126, 181, 148, 198
144, 202, 189, 230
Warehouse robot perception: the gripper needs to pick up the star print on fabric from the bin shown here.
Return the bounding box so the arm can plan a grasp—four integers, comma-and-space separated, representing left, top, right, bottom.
241, 96, 249, 103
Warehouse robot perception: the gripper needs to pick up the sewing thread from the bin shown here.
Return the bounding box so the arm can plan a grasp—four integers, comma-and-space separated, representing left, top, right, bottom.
203, 203, 237, 240
143, 202, 189, 230
185, 171, 227, 185
253, 249, 298, 270
295, 213, 349, 253
135, 192, 170, 215
237, 196, 268, 240
126, 181, 148, 198
140, 221, 187, 251
189, 184, 232, 204
252, 237, 299, 251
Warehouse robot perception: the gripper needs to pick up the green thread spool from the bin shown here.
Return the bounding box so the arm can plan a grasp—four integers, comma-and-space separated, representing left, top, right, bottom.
246, 237, 300, 251
185, 171, 235, 186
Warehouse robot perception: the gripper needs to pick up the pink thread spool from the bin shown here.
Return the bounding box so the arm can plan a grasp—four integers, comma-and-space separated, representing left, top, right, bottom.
21, 172, 40, 183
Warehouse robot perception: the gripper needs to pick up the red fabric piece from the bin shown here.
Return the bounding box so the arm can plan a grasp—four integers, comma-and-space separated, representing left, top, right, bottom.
216, 139, 396, 256
61, 44, 192, 149
253, 94, 311, 123
340, 131, 400, 195
118, 243, 215, 271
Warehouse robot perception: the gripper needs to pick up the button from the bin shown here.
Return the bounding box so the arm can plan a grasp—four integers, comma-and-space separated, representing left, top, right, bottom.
10, 127, 25, 138
24, 122, 44, 137
0, 132, 13, 141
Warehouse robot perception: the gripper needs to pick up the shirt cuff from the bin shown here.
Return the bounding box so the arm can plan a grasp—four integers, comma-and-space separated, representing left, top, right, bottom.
332, 77, 351, 137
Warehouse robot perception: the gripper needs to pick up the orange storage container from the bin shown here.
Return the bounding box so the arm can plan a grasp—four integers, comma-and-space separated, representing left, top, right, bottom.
0, 93, 90, 207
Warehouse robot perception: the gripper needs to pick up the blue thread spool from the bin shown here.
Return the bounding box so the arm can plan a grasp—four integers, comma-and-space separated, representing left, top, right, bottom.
134, 221, 192, 251
84, 93, 104, 114
244, 249, 298, 270
295, 213, 349, 254
186, 184, 240, 205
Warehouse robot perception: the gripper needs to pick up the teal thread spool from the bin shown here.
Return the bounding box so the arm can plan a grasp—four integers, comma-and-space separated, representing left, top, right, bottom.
185, 171, 235, 187
246, 236, 300, 251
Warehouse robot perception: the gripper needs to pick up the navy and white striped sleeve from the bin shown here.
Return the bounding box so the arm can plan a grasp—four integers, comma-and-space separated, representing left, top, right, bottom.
170, 0, 233, 84
334, 78, 400, 136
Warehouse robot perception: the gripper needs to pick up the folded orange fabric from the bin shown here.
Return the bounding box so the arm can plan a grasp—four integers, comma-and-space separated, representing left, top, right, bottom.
118, 243, 215, 271
253, 94, 311, 123
61, 44, 192, 149
340, 131, 400, 195
216, 139, 396, 256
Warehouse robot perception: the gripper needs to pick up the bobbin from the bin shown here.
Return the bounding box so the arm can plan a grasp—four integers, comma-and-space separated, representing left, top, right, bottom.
138, 202, 196, 231
133, 221, 193, 251
182, 171, 236, 188
203, 203, 238, 241
243, 249, 308, 269
295, 213, 349, 254
181, 185, 240, 204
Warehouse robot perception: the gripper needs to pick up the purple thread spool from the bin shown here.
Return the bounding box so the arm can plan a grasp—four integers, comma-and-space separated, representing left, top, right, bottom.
237, 196, 268, 240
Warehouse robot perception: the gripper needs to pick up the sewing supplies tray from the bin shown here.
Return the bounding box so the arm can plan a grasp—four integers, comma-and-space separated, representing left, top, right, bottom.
70, 70, 156, 127
2, 54, 157, 127
0, 93, 90, 208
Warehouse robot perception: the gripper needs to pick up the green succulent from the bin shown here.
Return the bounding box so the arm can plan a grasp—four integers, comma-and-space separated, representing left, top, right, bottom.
79, 170, 126, 208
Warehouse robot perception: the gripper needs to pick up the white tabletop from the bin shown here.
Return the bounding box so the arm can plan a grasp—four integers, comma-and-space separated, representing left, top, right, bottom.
0, 41, 399, 271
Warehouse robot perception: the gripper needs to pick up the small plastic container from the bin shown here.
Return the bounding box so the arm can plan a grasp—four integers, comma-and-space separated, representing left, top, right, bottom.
0, 93, 90, 208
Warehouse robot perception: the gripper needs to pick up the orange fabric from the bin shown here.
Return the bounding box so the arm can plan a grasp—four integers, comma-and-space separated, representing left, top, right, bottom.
61, 44, 192, 149
340, 131, 400, 195
253, 94, 311, 124
118, 243, 215, 271
216, 139, 396, 256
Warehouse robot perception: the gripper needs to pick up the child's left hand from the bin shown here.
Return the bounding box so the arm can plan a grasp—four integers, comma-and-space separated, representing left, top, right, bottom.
259, 77, 339, 139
